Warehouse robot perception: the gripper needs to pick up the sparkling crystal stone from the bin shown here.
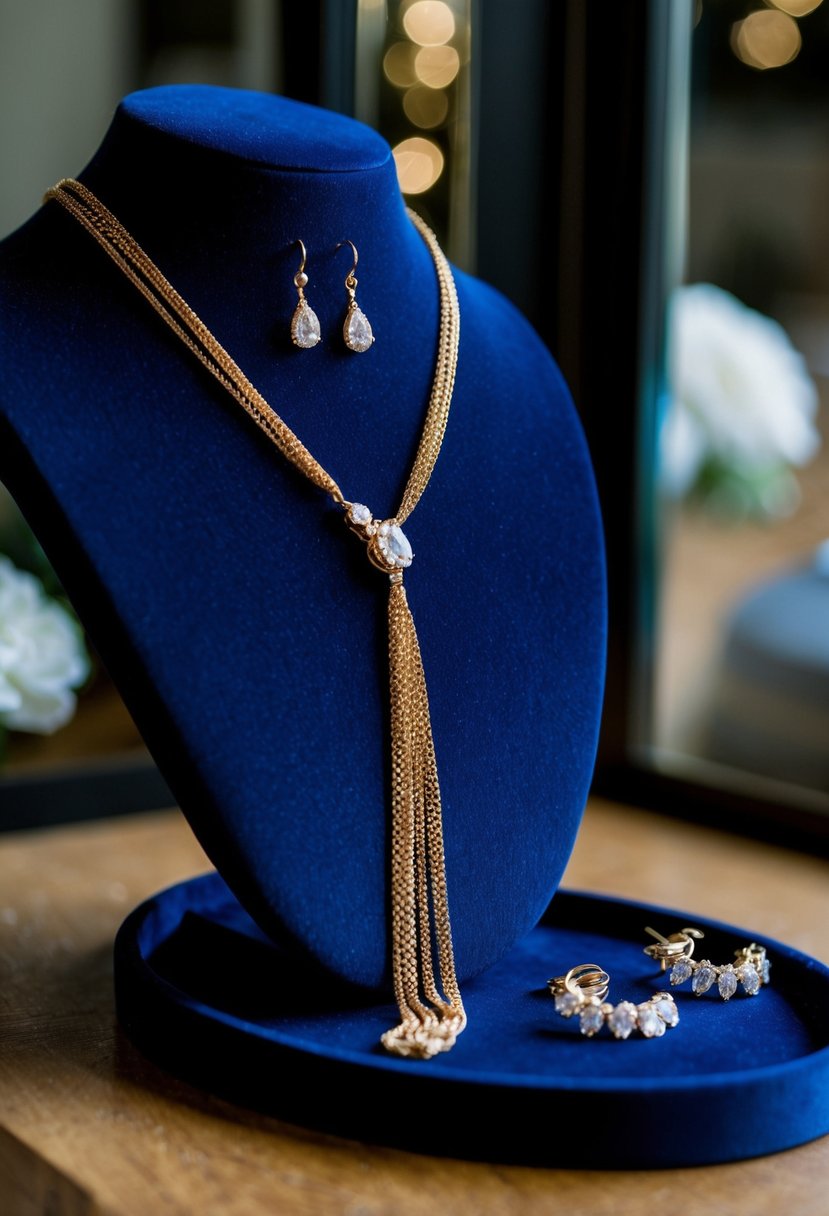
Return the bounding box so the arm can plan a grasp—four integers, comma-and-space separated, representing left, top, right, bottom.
349, 503, 372, 526
718, 966, 738, 1001
670, 959, 693, 986
607, 1001, 639, 1040
737, 964, 760, 995
692, 963, 716, 995
653, 994, 679, 1027
554, 991, 582, 1017
378, 523, 413, 569
344, 305, 374, 352
637, 1005, 666, 1038
291, 300, 321, 348
762, 958, 771, 984
579, 1002, 605, 1037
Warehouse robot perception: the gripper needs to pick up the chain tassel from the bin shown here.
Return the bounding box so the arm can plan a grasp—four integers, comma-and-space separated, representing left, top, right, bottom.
381, 577, 466, 1060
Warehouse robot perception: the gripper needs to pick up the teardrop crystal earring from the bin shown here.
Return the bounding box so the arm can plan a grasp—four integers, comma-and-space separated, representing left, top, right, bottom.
336, 239, 374, 352
290, 239, 321, 349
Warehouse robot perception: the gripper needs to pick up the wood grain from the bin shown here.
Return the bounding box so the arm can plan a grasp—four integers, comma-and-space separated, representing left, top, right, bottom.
0, 800, 826, 1216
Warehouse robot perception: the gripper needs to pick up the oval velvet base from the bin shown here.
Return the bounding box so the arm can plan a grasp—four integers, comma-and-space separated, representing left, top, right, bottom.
114, 873, 829, 1168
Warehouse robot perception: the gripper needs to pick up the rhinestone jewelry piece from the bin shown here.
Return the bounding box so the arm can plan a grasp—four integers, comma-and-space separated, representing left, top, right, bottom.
345, 505, 414, 573
548, 966, 679, 1041
348, 502, 372, 526
737, 963, 761, 995
692, 963, 716, 995
647, 927, 770, 1001
344, 304, 374, 352
291, 298, 322, 349
670, 959, 694, 986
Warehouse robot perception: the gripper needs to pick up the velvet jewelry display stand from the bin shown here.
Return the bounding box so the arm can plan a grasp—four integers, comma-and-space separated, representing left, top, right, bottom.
1, 86, 827, 1167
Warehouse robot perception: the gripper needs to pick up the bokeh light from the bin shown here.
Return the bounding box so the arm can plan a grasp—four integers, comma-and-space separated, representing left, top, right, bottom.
414, 44, 460, 88
766, 0, 823, 15
402, 85, 450, 128
383, 41, 418, 88
392, 136, 445, 194
403, 1, 456, 47
732, 10, 802, 69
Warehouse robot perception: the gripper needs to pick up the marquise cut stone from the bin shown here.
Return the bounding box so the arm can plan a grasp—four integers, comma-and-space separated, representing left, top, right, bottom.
378, 523, 413, 568
579, 1002, 605, 1037
718, 966, 738, 1001
637, 1005, 665, 1038
670, 959, 693, 986
653, 994, 679, 1026
737, 964, 760, 995
554, 991, 582, 1017
608, 1001, 638, 1040
344, 305, 374, 352
692, 963, 716, 995
292, 300, 321, 348
349, 502, 372, 526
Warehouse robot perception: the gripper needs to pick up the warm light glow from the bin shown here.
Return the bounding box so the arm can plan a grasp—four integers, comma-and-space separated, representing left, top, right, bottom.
414, 44, 460, 88
403, 0, 455, 46
392, 136, 445, 194
732, 10, 801, 69
383, 41, 418, 88
766, 0, 823, 15
403, 85, 450, 128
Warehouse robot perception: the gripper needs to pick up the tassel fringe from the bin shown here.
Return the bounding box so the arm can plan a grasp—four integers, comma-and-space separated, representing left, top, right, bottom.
381, 578, 466, 1060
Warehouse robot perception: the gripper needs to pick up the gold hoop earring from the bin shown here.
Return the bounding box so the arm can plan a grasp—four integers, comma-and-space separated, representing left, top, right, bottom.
644, 926, 771, 1000
548, 963, 679, 1039
290, 239, 321, 349
336, 239, 374, 352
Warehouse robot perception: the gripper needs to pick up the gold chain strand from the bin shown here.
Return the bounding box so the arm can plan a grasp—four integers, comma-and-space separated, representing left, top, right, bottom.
45, 178, 465, 1060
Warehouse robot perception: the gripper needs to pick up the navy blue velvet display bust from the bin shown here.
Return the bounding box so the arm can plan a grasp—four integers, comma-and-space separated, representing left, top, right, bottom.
0, 86, 606, 990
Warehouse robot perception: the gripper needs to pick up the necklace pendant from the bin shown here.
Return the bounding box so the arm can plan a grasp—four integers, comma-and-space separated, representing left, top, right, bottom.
346, 503, 413, 572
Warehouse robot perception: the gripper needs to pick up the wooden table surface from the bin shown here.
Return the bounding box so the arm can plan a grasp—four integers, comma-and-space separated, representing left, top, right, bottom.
1, 797, 827, 1216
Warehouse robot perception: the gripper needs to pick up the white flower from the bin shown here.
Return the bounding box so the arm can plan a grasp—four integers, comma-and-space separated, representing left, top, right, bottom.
663, 283, 820, 497
0, 556, 89, 735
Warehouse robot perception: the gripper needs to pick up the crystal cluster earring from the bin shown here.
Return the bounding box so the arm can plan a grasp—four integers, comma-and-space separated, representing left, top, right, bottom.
336, 239, 374, 352
548, 963, 679, 1040
643, 926, 771, 1000
290, 239, 321, 349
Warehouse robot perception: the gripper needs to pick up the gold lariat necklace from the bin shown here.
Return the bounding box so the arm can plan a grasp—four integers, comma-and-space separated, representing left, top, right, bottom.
45, 178, 465, 1060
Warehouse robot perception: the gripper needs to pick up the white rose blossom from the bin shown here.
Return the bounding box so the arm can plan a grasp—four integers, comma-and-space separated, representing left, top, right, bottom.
0, 555, 89, 735
662, 283, 820, 500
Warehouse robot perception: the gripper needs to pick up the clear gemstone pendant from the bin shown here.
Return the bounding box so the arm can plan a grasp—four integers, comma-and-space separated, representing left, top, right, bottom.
291, 299, 321, 349
344, 301, 374, 353
345, 505, 413, 573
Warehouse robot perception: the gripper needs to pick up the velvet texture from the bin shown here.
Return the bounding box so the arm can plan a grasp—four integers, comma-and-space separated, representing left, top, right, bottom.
0, 85, 606, 988
115, 872, 829, 1167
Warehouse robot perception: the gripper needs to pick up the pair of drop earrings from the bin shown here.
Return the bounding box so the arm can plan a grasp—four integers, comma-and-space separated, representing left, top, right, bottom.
290, 238, 375, 354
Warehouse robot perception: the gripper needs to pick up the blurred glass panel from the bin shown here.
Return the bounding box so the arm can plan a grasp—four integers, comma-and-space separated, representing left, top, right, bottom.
655, 0, 829, 807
